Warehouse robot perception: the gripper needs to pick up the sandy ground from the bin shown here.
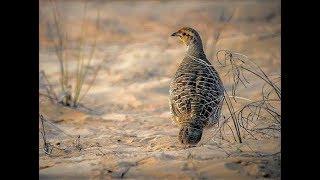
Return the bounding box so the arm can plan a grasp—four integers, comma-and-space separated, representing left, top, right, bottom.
39, 0, 281, 179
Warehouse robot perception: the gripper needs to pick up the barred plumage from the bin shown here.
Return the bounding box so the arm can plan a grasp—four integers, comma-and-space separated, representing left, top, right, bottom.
169, 27, 224, 145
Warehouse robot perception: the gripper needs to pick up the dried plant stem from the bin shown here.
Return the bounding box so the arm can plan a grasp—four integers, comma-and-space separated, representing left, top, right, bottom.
215, 50, 280, 141
79, 57, 104, 102
39, 113, 84, 156
50, 0, 67, 93
74, 9, 100, 104
224, 90, 242, 143
228, 96, 252, 102
73, 0, 88, 105
40, 70, 58, 101
45, 0, 101, 107
40, 114, 52, 155
206, 8, 235, 60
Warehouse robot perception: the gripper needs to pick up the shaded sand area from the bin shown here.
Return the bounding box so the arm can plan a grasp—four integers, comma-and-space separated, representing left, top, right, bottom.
39, 0, 281, 179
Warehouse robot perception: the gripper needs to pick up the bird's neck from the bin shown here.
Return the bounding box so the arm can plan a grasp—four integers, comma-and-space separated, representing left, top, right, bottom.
186, 39, 206, 59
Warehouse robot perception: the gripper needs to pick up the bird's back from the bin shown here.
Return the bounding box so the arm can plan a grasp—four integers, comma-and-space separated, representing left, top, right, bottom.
169, 54, 224, 128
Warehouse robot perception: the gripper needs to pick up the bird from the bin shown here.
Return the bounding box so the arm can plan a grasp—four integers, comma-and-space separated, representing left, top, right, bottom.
169, 27, 224, 146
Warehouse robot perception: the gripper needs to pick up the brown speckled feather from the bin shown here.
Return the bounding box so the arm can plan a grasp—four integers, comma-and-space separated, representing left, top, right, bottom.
169, 54, 224, 128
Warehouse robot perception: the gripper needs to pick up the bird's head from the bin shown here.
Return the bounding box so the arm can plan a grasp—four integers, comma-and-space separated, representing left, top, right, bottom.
171, 27, 205, 57
171, 27, 202, 47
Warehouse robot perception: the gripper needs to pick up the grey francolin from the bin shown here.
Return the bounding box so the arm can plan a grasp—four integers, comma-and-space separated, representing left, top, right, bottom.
169, 27, 224, 146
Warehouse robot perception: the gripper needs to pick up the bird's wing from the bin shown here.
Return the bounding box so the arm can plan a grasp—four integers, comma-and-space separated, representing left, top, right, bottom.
170, 72, 196, 115
194, 64, 224, 126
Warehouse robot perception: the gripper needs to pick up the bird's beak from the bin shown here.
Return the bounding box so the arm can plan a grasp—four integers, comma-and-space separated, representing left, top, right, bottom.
171, 32, 179, 37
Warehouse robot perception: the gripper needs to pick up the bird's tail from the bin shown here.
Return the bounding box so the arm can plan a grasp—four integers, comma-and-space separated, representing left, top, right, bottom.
178, 117, 204, 145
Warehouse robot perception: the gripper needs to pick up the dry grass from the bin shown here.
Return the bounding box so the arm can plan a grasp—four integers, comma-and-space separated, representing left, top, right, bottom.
39, 113, 83, 156
193, 8, 280, 143
216, 50, 280, 143
41, 0, 103, 107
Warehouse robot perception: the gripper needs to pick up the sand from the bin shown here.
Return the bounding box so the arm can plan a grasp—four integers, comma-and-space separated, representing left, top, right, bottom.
39, 0, 281, 179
